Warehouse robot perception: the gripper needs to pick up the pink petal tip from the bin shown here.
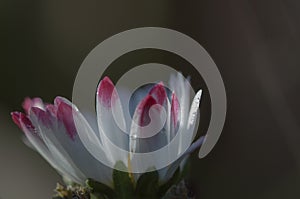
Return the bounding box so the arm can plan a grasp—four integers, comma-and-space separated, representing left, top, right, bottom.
56, 99, 77, 140
97, 76, 117, 108
149, 81, 167, 105
136, 95, 157, 126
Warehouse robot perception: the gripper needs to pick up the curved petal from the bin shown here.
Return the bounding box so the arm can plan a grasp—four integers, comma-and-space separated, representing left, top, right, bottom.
149, 82, 171, 142
52, 97, 113, 185
29, 108, 87, 184
170, 92, 180, 140
186, 89, 203, 141
168, 73, 190, 129
13, 112, 84, 183
149, 82, 168, 106
177, 89, 202, 155
96, 77, 129, 166
168, 73, 191, 154
129, 95, 167, 153
22, 97, 45, 114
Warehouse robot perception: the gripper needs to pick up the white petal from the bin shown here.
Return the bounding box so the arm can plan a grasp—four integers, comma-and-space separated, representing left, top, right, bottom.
29, 111, 86, 184
187, 89, 203, 141
21, 117, 85, 184
96, 77, 128, 166
169, 73, 190, 128
177, 89, 202, 156
129, 95, 167, 153
169, 73, 191, 154
54, 97, 113, 185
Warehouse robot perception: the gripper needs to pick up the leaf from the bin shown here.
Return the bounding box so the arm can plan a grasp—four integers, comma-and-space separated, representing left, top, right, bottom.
135, 170, 159, 198
86, 178, 114, 198
113, 161, 135, 199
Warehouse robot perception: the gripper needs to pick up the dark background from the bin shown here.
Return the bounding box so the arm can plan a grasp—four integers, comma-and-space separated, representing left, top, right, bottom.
1, 1, 300, 198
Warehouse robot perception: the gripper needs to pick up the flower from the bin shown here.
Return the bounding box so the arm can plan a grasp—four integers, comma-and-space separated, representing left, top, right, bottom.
11, 73, 203, 198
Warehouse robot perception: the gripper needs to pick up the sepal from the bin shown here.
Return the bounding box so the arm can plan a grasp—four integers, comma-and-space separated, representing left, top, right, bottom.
135, 170, 159, 198
112, 161, 135, 198
86, 179, 114, 199
52, 160, 191, 199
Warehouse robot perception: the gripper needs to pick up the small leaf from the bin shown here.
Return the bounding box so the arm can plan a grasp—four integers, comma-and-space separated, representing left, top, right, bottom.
113, 161, 135, 199
135, 170, 159, 198
86, 178, 114, 198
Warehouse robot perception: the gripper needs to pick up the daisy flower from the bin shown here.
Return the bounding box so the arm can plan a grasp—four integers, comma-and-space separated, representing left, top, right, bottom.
11, 73, 203, 199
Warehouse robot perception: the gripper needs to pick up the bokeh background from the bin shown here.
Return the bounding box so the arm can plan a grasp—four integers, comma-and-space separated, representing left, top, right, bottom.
1, 0, 300, 198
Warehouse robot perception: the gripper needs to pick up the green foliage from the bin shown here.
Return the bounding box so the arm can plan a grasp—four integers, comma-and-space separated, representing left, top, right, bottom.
86, 178, 114, 199
112, 161, 135, 199
135, 170, 159, 198
54, 160, 191, 199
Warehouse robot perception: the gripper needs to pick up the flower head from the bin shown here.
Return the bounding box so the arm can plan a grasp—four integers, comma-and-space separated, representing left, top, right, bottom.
12, 73, 203, 198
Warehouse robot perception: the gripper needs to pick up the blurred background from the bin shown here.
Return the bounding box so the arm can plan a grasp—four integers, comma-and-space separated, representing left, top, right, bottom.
1, 0, 300, 198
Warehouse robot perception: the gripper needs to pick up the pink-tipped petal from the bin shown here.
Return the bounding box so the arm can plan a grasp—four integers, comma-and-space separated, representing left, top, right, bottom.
130, 94, 167, 153
54, 96, 72, 107
22, 97, 44, 114
171, 92, 180, 128
31, 107, 53, 128
11, 112, 22, 129
169, 73, 190, 128
97, 76, 117, 108
170, 92, 180, 139
19, 112, 35, 133
136, 95, 157, 126
149, 82, 167, 106
22, 97, 33, 113
96, 77, 128, 164
55, 98, 77, 140
46, 104, 57, 116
